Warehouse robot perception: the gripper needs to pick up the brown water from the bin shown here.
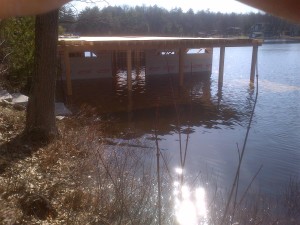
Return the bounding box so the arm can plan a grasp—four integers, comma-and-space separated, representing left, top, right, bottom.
59, 43, 300, 197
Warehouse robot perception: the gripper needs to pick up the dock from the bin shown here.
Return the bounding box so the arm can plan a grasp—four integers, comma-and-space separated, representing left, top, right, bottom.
58, 36, 262, 96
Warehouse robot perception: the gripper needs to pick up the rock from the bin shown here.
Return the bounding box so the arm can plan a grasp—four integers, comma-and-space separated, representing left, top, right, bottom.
56, 116, 65, 120
0, 89, 12, 102
1, 90, 72, 116
55, 102, 72, 116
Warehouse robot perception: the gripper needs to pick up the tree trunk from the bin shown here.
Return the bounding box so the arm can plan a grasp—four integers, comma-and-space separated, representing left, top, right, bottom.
25, 10, 58, 141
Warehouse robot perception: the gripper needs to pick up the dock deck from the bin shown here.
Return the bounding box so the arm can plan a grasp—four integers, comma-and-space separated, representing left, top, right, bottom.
58, 36, 261, 50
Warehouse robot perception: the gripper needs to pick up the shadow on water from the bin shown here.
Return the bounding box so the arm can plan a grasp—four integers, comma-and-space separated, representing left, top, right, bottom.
57, 69, 255, 139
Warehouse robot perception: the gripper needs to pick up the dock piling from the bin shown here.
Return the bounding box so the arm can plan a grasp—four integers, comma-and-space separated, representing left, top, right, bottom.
135, 50, 141, 76
250, 45, 258, 82
218, 46, 225, 87
127, 50, 132, 91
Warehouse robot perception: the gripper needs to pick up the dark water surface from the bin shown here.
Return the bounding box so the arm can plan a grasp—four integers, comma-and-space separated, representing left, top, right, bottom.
69, 43, 300, 196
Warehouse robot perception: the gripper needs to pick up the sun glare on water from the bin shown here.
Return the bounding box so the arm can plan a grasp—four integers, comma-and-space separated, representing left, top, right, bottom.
173, 168, 208, 225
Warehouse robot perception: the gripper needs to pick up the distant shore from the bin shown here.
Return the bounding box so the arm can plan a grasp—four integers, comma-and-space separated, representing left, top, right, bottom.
263, 36, 300, 44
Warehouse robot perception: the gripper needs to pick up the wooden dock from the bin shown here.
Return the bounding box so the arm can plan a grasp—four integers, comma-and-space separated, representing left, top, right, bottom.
58, 36, 262, 96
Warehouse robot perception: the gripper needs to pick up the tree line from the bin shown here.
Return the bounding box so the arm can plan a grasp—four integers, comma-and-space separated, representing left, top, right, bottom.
59, 5, 300, 37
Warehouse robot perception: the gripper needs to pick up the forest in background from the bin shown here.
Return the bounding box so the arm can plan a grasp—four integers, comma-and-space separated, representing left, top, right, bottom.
59, 5, 300, 37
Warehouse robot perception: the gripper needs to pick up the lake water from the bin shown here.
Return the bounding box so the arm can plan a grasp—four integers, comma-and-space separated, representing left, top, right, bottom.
68, 43, 300, 198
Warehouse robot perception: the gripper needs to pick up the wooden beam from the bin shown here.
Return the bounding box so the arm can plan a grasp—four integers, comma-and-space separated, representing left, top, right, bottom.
218, 46, 225, 87
63, 48, 72, 96
58, 38, 262, 53
250, 45, 258, 82
179, 48, 185, 86
127, 49, 132, 91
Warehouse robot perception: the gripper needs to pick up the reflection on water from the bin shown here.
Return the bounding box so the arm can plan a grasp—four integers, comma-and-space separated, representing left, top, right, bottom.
60, 43, 300, 199
66, 70, 253, 139
174, 169, 208, 225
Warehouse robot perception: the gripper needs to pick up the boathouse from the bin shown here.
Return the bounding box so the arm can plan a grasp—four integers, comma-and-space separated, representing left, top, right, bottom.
58, 37, 261, 97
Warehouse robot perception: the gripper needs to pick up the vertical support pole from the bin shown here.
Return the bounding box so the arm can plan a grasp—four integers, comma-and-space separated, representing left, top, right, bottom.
115, 51, 119, 69
112, 50, 117, 75
218, 46, 225, 87
63, 48, 72, 96
135, 50, 140, 76
127, 49, 132, 91
250, 45, 258, 82
112, 51, 117, 92
179, 48, 185, 86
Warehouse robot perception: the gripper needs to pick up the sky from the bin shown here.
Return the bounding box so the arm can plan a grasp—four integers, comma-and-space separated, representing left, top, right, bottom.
72, 0, 261, 14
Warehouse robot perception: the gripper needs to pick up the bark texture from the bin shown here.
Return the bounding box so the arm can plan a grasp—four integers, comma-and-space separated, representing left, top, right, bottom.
25, 10, 58, 141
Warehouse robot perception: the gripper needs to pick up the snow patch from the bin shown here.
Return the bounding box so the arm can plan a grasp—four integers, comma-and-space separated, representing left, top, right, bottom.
11, 93, 29, 106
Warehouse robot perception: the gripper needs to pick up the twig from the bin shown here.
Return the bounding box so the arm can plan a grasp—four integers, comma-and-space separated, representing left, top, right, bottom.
238, 165, 263, 207
158, 148, 173, 181
169, 75, 184, 183
154, 98, 162, 225
232, 143, 241, 221
96, 148, 134, 224
182, 62, 194, 170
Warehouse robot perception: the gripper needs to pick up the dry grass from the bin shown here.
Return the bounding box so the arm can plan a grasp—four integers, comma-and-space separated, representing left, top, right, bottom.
0, 104, 173, 225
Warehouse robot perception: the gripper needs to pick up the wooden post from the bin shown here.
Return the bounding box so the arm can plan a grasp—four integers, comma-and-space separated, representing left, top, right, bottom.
218, 46, 225, 87
179, 48, 185, 86
127, 49, 132, 91
63, 48, 72, 96
115, 51, 119, 69
250, 45, 258, 82
112, 50, 117, 75
135, 50, 140, 76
